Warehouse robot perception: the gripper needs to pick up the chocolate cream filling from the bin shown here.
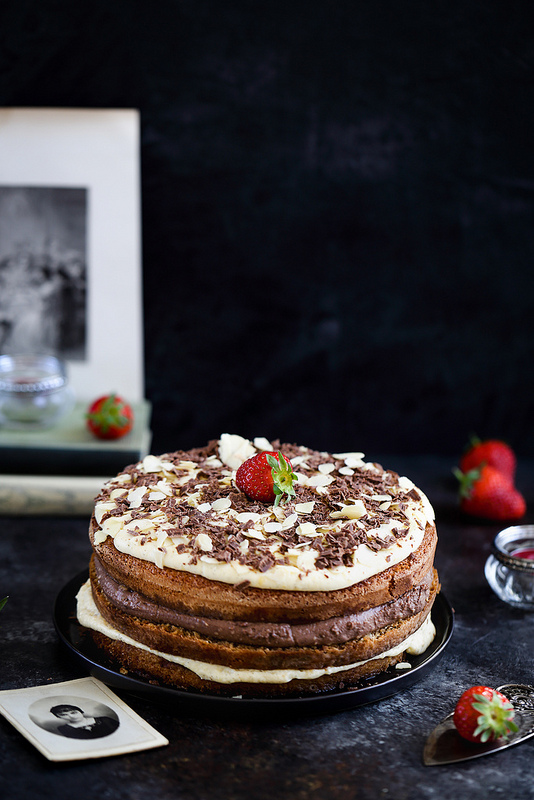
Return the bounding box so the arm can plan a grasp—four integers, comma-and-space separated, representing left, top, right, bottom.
93, 556, 434, 648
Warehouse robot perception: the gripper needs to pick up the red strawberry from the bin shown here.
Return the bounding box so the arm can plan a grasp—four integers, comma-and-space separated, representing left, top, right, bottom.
460, 436, 516, 481
453, 686, 518, 743
235, 451, 297, 506
86, 394, 134, 440
454, 464, 526, 521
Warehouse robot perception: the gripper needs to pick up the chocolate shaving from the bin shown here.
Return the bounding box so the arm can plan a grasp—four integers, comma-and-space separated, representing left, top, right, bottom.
233, 581, 251, 591
94, 440, 429, 575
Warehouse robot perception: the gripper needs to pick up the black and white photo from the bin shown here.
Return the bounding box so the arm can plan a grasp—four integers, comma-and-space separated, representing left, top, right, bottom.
0, 678, 168, 761
0, 185, 87, 360
35, 699, 119, 740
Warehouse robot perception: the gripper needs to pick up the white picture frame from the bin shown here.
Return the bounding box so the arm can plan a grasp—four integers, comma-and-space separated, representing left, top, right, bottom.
0, 108, 144, 402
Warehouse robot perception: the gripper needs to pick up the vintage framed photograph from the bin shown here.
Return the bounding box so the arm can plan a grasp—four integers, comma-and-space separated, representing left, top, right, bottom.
0, 677, 168, 761
0, 108, 144, 402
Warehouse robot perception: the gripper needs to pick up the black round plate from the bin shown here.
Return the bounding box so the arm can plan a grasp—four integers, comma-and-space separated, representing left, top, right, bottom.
54, 570, 454, 718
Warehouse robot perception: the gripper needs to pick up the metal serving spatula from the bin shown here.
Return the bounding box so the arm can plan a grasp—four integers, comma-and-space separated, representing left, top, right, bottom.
423, 684, 534, 766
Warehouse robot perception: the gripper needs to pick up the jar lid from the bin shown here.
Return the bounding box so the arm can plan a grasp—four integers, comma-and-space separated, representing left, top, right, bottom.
493, 525, 534, 573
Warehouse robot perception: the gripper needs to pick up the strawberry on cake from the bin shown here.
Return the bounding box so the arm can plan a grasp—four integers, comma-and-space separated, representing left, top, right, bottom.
77, 434, 440, 697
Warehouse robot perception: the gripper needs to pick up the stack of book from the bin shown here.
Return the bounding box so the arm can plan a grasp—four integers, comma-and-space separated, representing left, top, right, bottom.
0, 400, 152, 516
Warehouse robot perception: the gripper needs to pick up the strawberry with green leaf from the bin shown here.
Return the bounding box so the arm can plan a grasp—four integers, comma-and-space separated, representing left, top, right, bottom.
453, 686, 518, 743
235, 451, 297, 506
454, 464, 526, 521
86, 394, 134, 440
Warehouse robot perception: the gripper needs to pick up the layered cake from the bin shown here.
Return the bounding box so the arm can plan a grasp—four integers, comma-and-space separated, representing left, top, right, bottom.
77, 434, 440, 697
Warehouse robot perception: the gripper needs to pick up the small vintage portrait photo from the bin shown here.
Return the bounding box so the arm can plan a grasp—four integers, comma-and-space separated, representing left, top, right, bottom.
0, 677, 168, 761
31, 697, 120, 740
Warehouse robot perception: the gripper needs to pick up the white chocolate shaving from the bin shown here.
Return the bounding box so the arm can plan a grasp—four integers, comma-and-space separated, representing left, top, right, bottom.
218, 434, 255, 469
196, 533, 213, 551
295, 501, 315, 514
330, 501, 366, 520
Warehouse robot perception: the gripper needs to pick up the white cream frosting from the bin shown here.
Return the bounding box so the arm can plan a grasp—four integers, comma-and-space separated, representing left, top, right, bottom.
92, 434, 435, 592
76, 580, 436, 685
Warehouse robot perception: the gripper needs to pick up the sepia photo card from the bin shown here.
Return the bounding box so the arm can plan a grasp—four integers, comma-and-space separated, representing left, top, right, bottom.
0, 677, 168, 761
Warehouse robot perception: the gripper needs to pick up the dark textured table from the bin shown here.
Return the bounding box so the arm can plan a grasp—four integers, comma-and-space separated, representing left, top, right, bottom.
1, 456, 533, 800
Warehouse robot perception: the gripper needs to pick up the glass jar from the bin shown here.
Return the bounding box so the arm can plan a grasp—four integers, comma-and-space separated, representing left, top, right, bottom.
0, 354, 75, 429
485, 525, 534, 610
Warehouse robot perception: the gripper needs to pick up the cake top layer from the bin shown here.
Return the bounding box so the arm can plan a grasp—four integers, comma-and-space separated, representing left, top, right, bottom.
92, 434, 435, 592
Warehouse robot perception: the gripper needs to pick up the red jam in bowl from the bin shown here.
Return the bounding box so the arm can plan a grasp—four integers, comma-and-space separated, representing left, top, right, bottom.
512, 548, 534, 560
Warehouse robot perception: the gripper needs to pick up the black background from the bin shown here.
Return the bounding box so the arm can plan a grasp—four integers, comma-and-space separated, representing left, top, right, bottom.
2, 1, 534, 458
